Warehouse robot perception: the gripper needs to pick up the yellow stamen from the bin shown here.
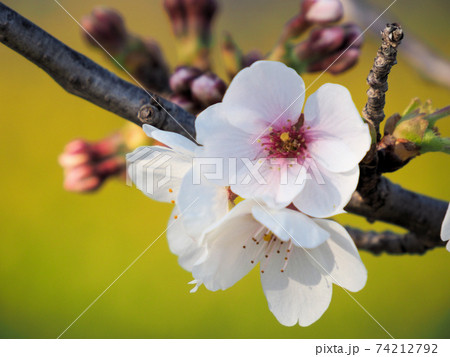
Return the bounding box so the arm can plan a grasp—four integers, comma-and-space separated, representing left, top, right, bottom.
280, 132, 290, 142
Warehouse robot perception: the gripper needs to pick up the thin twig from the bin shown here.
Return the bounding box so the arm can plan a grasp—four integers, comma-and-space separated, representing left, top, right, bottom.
358, 23, 403, 201
342, 0, 450, 89
363, 23, 403, 136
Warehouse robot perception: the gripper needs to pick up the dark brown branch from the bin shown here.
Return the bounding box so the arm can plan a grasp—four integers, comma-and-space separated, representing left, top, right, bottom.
346, 227, 444, 255
346, 177, 447, 249
0, 2, 196, 139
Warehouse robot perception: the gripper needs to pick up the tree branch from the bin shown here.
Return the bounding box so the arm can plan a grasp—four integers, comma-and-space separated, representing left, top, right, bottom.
0, 2, 196, 139
346, 227, 444, 255
345, 177, 447, 248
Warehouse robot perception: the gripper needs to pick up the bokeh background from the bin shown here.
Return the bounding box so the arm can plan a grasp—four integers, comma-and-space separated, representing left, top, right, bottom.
0, 0, 449, 339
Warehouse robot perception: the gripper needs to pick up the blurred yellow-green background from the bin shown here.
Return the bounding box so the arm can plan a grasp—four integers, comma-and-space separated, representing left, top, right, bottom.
0, 0, 449, 338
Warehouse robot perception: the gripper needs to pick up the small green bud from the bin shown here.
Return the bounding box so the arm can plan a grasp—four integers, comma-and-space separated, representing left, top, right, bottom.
392, 98, 450, 156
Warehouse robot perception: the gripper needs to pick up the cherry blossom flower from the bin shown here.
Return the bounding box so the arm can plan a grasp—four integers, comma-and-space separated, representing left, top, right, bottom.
195, 60, 371, 217
440, 203, 450, 252
126, 125, 229, 238
180, 199, 367, 326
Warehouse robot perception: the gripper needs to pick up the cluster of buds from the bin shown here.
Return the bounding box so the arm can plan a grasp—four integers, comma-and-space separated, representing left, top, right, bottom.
59, 124, 151, 192
81, 7, 170, 93
379, 98, 450, 172
169, 66, 226, 114
270, 0, 361, 74
221, 0, 360, 78
280, 0, 344, 42
294, 23, 362, 74
163, 0, 218, 71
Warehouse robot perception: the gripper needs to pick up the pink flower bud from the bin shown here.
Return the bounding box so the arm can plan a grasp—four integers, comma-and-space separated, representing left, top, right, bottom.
170, 66, 202, 93
307, 47, 360, 74
163, 0, 218, 39
170, 94, 199, 114
163, 0, 186, 37
243, 50, 264, 67
327, 48, 360, 74
59, 135, 125, 193
59, 139, 91, 169
184, 0, 218, 35
302, 0, 343, 24
308, 25, 346, 55
64, 175, 101, 193
342, 23, 363, 48
190, 73, 226, 107
282, 14, 310, 40
80, 7, 127, 54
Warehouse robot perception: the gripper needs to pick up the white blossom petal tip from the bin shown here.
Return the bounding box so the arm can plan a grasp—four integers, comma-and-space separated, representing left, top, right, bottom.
441, 203, 450, 252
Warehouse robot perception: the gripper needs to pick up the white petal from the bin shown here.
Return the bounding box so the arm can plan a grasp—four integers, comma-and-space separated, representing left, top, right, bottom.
195, 104, 260, 165
230, 160, 306, 209
192, 200, 262, 291
126, 146, 191, 203
251, 205, 330, 249
293, 165, 359, 218
167, 207, 205, 271
304, 83, 372, 164
307, 136, 359, 173
143, 124, 197, 156
177, 168, 230, 238
195, 103, 230, 146
440, 203, 450, 243
223, 61, 305, 130
312, 219, 367, 292
261, 247, 332, 326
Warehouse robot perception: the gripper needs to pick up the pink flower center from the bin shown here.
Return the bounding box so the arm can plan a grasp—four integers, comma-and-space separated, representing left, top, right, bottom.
258, 118, 310, 161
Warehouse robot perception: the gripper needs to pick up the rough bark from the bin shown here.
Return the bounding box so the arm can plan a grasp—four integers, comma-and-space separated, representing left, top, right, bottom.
363, 23, 403, 134
358, 23, 403, 202
346, 177, 447, 248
